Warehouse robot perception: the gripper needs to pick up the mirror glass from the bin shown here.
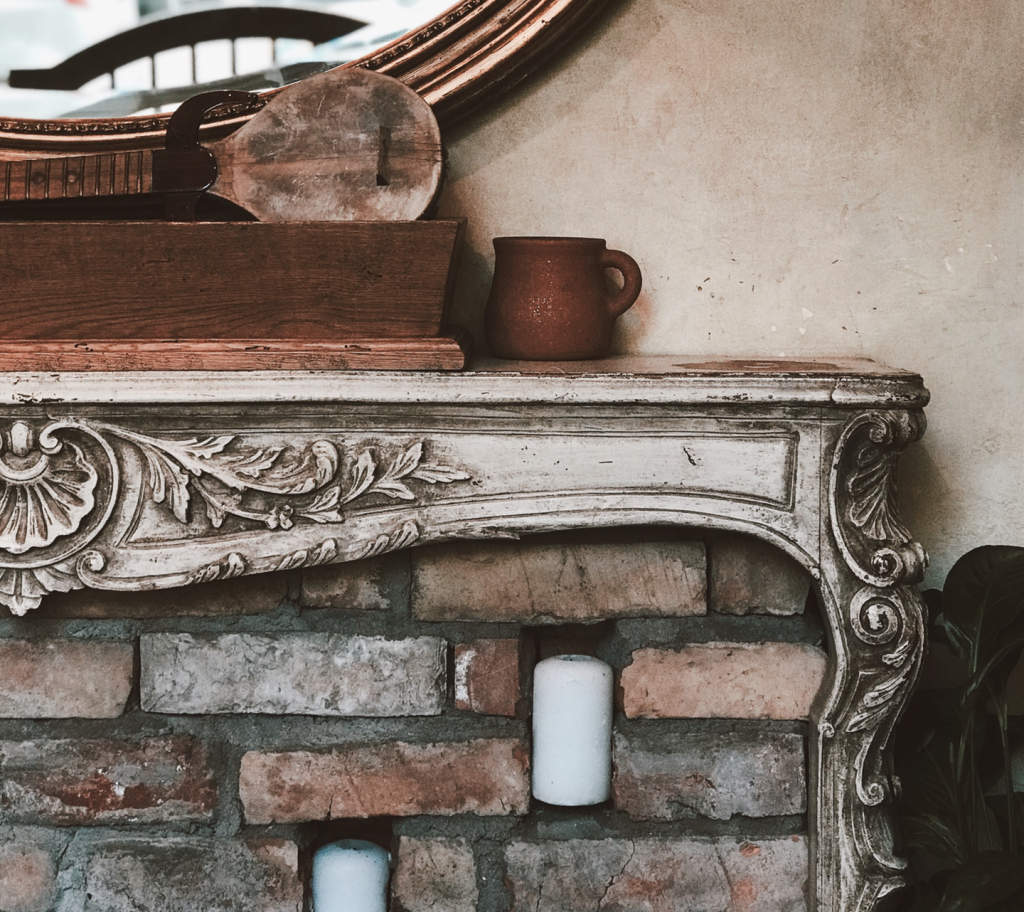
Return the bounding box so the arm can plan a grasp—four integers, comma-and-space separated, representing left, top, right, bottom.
0, 0, 455, 120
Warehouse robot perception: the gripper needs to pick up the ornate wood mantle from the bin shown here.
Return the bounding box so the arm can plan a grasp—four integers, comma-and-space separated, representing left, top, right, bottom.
0, 355, 929, 912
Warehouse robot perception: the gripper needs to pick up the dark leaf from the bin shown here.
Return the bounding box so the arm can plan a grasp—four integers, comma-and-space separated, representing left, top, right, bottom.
942, 547, 1024, 678
936, 851, 1024, 912
923, 588, 945, 624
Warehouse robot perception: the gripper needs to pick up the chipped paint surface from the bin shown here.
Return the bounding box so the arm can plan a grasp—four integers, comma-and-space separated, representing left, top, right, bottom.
454, 647, 475, 704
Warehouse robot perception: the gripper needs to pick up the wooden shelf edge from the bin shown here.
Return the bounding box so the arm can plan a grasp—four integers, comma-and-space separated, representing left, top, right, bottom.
0, 330, 472, 372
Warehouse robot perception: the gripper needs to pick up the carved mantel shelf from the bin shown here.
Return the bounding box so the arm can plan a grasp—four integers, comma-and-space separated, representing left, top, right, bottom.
0, 355, 929, 912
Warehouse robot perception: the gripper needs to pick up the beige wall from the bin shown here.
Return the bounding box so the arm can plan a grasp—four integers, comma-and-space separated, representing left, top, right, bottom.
438, 0, 1024, 587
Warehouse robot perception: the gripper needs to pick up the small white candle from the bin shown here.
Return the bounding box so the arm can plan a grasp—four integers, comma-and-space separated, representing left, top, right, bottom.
531, 654, 613, 806
312, 840, 390, 912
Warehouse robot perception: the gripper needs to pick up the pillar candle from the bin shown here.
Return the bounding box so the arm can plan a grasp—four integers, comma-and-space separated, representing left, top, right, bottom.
312, 840, 390, 912
531, 654, 613, 806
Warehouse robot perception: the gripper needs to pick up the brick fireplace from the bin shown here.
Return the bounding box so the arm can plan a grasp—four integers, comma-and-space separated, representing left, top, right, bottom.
1, 530, 822, 911
0, 358, 930, 911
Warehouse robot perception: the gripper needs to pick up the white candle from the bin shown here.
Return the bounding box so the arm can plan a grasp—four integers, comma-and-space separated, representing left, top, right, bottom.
312, 840, 390, 912
531, 654, 613, 806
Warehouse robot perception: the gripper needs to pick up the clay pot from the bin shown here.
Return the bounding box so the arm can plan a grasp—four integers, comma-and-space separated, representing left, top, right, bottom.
484, 237, 642, 360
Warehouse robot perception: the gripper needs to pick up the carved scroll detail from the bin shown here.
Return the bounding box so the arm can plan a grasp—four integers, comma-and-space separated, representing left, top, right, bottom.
822, 583, 927, 912
829, 410, 928, 587
0, 421, 470, 615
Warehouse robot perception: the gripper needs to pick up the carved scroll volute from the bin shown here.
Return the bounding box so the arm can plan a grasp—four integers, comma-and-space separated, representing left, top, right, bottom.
829, 410, 928, 588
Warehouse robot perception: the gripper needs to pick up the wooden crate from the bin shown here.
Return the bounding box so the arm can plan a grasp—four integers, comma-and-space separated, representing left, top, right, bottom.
0, 218, 468, 370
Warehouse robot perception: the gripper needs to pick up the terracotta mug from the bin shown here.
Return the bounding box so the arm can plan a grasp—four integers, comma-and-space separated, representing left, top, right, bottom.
484, 237, 642, 360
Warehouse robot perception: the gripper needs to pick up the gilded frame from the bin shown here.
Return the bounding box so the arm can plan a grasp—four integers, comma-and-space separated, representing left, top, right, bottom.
0, 0, 614, 154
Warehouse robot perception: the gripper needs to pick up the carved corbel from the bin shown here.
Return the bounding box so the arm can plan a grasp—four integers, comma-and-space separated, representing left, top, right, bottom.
819, 408, 930, 912
829, 409, 928, 588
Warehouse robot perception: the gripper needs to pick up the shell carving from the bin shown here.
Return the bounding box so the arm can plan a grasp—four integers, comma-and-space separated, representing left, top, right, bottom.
846, 443, 910, 543
0, 423, 98, 555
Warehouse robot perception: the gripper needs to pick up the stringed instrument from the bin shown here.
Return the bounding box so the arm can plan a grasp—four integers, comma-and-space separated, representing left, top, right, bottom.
0, 67, 445, 222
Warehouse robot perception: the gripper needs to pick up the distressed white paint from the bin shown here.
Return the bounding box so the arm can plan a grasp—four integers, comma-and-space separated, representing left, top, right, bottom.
0, 358, 929, 912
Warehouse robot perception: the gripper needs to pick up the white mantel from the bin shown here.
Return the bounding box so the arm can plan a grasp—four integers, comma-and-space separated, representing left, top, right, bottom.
0, 355, 929, 912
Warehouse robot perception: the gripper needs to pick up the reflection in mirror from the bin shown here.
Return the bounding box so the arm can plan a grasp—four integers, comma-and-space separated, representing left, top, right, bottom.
0, 0, 455, 120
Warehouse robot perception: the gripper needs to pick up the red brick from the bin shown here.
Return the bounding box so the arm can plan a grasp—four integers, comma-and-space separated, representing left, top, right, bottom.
412, 540, 706, 622
0, 640, 133, 719
0, 736, 216, 825
709, 534, 811, 616
621, 643, 827, 720
239, 739, 530, 823
301, 552, 406, 610
505, 836, 808, 911
393, 837, 478, 912
455, 639, 520, 716
37, 573, 287, 618
78, 837, 301, 912
0, 841, 56, 912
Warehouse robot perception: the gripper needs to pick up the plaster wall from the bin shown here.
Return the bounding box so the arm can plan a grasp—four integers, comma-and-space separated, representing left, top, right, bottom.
438, 0, 1024, 587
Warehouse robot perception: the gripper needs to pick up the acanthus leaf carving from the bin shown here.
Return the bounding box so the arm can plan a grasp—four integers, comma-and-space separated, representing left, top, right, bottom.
0, 559, 82, 616
350, 520, 421, 561
829, 410, 928, 587
0, 421, 471, 615
185, 551, 247, 586
273, 538, 340, 572
103, 426, 465, 531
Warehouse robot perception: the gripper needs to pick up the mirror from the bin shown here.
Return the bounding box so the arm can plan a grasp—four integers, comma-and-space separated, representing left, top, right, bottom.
0, 0, 613, 155
0, 0, 457, 120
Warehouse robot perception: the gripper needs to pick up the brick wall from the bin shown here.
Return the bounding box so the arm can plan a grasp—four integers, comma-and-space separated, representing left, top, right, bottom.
0, 529, 824, 912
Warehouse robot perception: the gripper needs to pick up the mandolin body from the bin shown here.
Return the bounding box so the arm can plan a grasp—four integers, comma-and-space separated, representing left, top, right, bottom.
209, 68, 445, 221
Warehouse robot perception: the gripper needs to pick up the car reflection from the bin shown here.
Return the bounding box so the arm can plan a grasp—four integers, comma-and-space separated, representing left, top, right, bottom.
0, 0, 455, 120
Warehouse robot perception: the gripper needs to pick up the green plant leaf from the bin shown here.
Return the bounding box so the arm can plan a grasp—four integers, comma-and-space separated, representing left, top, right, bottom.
936, 852, 1024, 912
924, 587, 945, 622
942, 547, 1024, 678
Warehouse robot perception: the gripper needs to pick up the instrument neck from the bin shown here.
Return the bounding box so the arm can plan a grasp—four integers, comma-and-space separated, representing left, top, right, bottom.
2, 150, 155, 204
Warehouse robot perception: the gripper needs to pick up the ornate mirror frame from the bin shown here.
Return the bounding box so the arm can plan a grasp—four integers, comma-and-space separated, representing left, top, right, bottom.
0, 0, 613, 153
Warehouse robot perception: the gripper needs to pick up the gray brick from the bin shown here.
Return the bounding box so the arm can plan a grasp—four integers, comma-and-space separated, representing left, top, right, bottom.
613, 728, 806, 820
140, 633, 445, 716
393, 837, 478, 912
75, 838, 301, 912
505, 837, 808, 911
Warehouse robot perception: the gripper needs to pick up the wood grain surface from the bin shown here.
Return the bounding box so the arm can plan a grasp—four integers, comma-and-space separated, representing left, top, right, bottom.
0, 219, 465, 342
0, 332, 470, 371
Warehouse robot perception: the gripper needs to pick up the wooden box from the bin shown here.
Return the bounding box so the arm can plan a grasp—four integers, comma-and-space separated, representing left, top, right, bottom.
0, 218, 468, 370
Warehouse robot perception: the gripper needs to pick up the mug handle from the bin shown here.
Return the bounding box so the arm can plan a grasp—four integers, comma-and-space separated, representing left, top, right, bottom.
601, 248, 643, 318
